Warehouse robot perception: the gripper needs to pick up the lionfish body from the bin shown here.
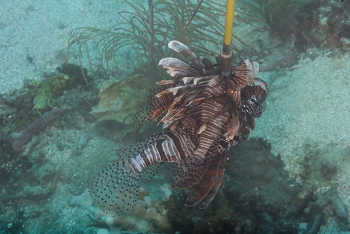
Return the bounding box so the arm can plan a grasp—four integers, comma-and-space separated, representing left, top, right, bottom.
90, 41, 268, 216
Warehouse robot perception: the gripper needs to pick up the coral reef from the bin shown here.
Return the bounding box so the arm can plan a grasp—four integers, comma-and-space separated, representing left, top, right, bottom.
238, 0, 312, 33
1, 88, 37, 134
33, 63, 90, 111
0, 135, 16, 186
221, 138, 350, 233
0, 63, 93, 140
69, 183, 173, 233
167, 189, 257, 234
0, 147, 59, 200
72, 131, 91, 156
33, 73, 69, 110
223, 138, 299, 232
293, 0, 350, 51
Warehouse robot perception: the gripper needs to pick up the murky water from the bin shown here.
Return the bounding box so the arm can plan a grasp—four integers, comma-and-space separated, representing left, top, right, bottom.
1, 0, 350, 233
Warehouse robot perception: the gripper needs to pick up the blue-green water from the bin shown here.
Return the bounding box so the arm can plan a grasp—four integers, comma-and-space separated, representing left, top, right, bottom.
1, 0, 350, 233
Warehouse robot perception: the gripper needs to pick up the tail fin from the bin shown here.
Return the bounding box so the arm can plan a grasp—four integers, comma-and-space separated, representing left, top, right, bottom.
89, 160, 140, 216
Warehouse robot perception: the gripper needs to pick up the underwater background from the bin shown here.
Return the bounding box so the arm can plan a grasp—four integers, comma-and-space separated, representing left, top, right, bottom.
1, 0, 350, 233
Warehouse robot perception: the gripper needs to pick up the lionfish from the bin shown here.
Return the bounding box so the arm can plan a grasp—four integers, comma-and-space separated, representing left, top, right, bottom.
89, 40, 268, 216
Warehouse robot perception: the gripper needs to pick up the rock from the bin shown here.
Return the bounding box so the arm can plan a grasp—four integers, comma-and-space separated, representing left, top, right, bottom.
89, 78, 147, 126
76, 131, 90, 151
320, 160, 337, 180
226, 138, 300, 216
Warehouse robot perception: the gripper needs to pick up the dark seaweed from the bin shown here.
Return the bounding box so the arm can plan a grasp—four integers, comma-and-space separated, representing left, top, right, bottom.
12, 108, 63, 153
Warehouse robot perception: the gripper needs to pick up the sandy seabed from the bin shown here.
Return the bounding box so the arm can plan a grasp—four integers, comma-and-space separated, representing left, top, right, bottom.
0, 0, 137, 95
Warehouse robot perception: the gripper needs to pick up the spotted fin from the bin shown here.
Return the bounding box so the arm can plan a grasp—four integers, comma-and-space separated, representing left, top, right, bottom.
89, 161, 140, 216
133, 86, 175, 132
140, 163, 162, 183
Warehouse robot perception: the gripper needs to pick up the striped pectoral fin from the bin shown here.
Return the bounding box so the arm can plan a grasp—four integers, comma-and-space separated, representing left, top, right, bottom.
130, 131, 193, 172
185, 154, 223, 206
192, 139, 213, 162
192, 114, 228, 161
128, 138, 169, 174
199, 153, 226, 209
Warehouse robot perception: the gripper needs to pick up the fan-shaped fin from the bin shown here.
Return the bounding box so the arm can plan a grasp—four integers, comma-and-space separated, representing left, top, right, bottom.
89, 161, 140, 216
171, 159, 210, 190
185, 154, 224, 206
198, 153, 226, 209
140, 163, 162, 183
168, 40, 197, 60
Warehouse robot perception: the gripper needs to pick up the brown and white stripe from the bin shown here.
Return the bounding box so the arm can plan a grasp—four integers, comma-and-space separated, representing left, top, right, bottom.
193, 113, 228, 161
201, 76, 224, 98
148, 90, 177, 119
193, 97, 230, 161
128, 128, 197, 174
168, 40, 207, 76
199, 97, 226, 124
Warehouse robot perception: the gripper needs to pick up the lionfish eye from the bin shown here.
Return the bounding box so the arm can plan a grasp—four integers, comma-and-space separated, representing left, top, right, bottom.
250, 95, 258, 104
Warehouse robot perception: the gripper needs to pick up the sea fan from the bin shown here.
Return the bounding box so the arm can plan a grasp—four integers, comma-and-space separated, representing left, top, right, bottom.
67, 0, 251, 85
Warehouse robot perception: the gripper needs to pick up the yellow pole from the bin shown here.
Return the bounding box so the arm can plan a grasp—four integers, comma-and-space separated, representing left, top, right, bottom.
224, 0, 235, 46
220, 0, 235, 77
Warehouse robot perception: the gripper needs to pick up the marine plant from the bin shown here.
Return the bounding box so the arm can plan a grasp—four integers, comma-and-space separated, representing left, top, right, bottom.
67, 0, 251, 87
238, 0, 312, 32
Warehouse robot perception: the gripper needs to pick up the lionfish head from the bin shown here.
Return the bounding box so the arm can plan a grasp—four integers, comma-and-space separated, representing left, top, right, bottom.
240, 78, 268, 118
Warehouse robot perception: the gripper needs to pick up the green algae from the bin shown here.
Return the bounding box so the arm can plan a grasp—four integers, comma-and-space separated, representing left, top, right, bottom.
33, 72, 70, 111
32, 63, 89, 112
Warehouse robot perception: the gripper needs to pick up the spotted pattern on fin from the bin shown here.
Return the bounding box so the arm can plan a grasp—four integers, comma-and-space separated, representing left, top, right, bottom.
89, 161, 140, 216
140, 163, 162, 183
